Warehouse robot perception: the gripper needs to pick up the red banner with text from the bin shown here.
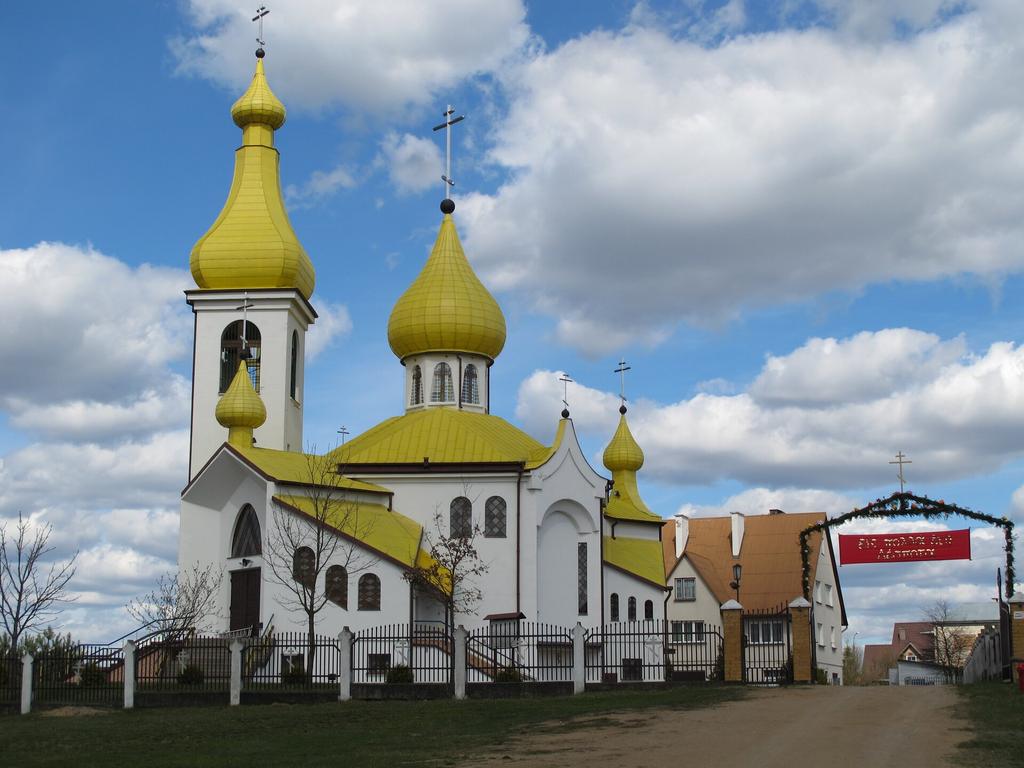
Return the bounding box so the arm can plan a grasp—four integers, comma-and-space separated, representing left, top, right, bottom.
838, 530, 971, 565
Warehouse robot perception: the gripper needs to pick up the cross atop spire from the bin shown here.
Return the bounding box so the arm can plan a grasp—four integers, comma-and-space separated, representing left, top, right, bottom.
252, 5, 269, 51
889, 451, 912, 493
433, 105, 465, 207
614, 359, 631, 410
558, 373, 573, 418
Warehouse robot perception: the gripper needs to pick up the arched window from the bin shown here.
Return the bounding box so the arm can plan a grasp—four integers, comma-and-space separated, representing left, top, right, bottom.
628, 596, 637, 622
461, 364, 479, 404
484, 496, 506, 538
410, 365, 423, 406
289, 330, 299, 400
431, 363, 454, 402
450, 497, 472, 538
326, 565, 347, 609
230, 504, 262, 557
292, 546, 315, 589
644, 600, 654, 621
610, 593, 620, 622
220, 320, 261, 393
358, 574, 381, 611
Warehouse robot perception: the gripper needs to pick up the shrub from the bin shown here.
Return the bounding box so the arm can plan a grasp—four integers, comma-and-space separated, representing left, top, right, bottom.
78, 663, 107, 687
281, 665, 307, 685
494, 666, 522, 683
177, 664, 205, 685
385, 665, 414, 684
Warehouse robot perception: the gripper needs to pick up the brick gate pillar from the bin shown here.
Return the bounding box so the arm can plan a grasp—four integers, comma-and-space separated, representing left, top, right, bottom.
789, 597, 813, 683
1009, 594, 1024, 684
721, 600, 743, 683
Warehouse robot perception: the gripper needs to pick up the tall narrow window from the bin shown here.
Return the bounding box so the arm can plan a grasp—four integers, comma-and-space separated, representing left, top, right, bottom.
289, 330, 299, 400
230, 504, 262, 557
220, 321, 261, 393
610, 593, 620, 622
358, 574, 381, 611
410, 365, 423, 405
484, 496, 506, 538
431, 363, 454, 402
577, 542, 588, 615
450, 497, 472, 538
326, 565, 347, 609
627, 596, 637, 622
292, 546, 315, 589
461, 364, 479, 404
644, 600, 654, 621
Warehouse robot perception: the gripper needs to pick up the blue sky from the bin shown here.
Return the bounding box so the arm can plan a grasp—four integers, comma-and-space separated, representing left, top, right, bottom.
2, 0, 1023, 645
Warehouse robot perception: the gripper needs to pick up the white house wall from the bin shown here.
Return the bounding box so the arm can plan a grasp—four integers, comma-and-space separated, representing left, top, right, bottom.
665, 558, 724, 630
812, 533, 844, 684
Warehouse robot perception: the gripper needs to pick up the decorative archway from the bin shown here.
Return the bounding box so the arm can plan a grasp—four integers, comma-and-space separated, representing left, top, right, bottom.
799, 492, 1015, 600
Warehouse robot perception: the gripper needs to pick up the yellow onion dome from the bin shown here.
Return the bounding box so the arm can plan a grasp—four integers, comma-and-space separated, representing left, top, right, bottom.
387, 207, 506, 361
216, 362, 267, 445
190, 52, 315, 300
602, 406, 644, 473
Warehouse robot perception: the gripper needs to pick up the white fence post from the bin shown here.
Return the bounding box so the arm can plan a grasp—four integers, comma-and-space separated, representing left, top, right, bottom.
572, 622, 585, 694
20, 653, 33, 715
453, 625, 467, 700
123, 640, 136, 709
339, 627, 352, 702
229, 639, 242, 706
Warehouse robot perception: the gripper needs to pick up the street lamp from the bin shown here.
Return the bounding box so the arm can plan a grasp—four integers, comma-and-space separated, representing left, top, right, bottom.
730, 563, 742, 602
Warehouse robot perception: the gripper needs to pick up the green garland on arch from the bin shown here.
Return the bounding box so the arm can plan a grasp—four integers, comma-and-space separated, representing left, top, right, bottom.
799, 491, 1016, 601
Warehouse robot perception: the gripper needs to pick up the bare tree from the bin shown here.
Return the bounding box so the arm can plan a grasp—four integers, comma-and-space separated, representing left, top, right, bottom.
264, 452, 376, 677
125, 562, 224, 639
924, 599, 974, 684
0, 512, 78, 649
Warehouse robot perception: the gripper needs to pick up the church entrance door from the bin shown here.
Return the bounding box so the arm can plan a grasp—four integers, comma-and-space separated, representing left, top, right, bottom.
230, 567, 261, 634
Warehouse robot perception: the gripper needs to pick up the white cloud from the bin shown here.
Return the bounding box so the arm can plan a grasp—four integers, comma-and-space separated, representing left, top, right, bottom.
379, 132, 443, 195
172, 0, 530, 114
285, 164, 356, 207
678, 487, 861, 518
517, 329, 1024, 489
462, 4, 1024, 353
305, 298, 353, 360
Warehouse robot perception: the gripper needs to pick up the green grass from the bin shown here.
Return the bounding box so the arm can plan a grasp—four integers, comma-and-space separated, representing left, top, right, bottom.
956, 681, 1024, 767
0, 685, 743, 767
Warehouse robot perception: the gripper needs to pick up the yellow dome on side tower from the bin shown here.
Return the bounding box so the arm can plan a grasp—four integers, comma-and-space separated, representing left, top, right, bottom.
387, 207, 506, 361
603, 407, 645, 472
216, 361, 267, 446
190, 52, 315, 300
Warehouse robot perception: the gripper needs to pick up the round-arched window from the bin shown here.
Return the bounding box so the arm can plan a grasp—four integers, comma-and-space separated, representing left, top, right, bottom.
220, 320, 261, 393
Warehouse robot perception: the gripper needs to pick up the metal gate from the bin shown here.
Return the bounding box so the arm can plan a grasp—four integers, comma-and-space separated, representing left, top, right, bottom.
742, 606, 792, 685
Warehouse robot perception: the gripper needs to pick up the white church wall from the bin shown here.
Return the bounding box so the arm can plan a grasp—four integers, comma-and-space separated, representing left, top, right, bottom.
603, 568, 664, 624
608, 520, 662, 541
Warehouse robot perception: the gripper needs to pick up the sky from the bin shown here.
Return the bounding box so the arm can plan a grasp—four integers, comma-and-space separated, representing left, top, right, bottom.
1, 0, 1022, 646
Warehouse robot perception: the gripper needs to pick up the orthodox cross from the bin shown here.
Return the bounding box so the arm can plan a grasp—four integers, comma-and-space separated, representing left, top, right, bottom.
889, 451, 912, 493
558, 373, 574, 413
614, 359, 631, 407
337, 426, 349, 445
236, 294, 255, 358
432, 105, 465, 198
252, 6, 269, 48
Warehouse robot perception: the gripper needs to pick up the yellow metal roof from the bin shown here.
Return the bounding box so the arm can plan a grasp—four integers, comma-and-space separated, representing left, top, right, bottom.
190, 56, 315, 299
603, 536, 669, 589
387, 214, 506, 360
274, 494, 427, 569
329, 408, 552, 467
229, 444, 389, 494
602, 412, 644, 472
601, 410, 661, 524
216, 362, 266, 446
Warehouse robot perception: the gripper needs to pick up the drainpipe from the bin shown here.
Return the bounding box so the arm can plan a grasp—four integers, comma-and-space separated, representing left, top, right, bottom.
515, 467, 523, 615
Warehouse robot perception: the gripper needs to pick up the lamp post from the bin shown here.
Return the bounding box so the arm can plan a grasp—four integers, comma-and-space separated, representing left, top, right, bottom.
730, 563, 742, 602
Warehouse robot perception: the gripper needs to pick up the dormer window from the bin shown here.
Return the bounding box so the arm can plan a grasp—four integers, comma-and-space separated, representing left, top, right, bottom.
462, 364, 479, 404
431, 363, 454, 402
411, 365, 423, 405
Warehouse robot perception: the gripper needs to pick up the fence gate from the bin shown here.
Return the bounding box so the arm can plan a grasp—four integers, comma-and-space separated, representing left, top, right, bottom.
33, 643, 125, 708
742, 606, 792, 685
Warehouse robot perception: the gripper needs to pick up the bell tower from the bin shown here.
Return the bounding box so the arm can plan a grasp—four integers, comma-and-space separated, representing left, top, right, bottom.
185, 47, 316, 478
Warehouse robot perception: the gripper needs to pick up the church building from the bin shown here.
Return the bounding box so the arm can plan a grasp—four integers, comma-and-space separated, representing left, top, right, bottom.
178, 50, 668, 638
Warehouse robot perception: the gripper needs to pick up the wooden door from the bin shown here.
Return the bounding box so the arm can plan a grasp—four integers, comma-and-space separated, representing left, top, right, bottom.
230, 568, 261, 633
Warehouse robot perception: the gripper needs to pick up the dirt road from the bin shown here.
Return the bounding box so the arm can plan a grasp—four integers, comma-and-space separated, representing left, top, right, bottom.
461, 686, 966, 768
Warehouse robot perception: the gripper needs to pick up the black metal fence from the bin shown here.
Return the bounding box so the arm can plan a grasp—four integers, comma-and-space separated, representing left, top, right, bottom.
665, 622, 723, 682
1, 655, 22, 712
351, 623, 452, 685
466, 621, 573, 683
32, 644, 124, 708
244, 632, 340, 689
135, 634, 231, 691
585, 621, 669, 683
742, 606, 792, 685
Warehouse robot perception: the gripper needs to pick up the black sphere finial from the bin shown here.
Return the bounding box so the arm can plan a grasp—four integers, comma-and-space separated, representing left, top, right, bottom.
255, 48, 266, 59
619, 404, 627, 415
440, 198, 456, 214
561, 408, 570, 419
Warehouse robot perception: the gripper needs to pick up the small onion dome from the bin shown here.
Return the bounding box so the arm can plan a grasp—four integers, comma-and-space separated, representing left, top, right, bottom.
387, 213, 506, 361
216, 362, 267, 445
231, 58, 286, 129
602, 411, 644, 473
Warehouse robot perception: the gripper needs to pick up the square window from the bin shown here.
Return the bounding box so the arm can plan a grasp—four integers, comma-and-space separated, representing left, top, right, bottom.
674, 577, 696, 601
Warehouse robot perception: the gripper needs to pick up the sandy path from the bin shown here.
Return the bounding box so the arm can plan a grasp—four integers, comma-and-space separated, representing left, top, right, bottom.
460, 686, 966, 768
